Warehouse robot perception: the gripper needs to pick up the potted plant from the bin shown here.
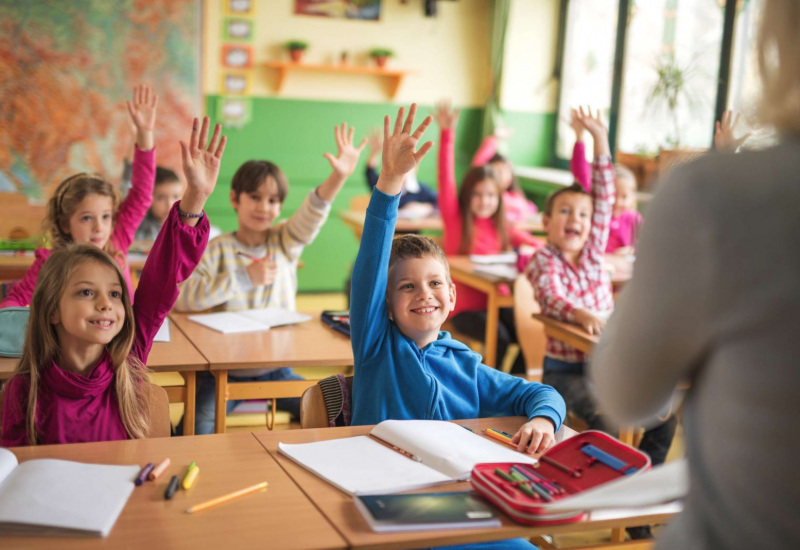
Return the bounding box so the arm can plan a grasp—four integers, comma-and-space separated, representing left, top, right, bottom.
285, 40, 308, 63
368, 48, 394, 68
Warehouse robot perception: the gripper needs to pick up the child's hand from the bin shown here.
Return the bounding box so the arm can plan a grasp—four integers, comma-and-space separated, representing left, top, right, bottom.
714, 110, 750, 152
323, 123, 367, 178
569, 108, 587, 142
512, 417, 556, 456
126, 84, 158, 151
433, 99, 461, 130
573, 107, 610, 157
367, 128, 382, 166
178, 117, 227, 220
574, 308, 605, 336
246, 261, 278, 287
376, 104, 434, 196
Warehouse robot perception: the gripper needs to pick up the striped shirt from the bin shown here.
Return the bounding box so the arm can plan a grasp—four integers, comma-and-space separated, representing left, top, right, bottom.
526, 156, 615, 363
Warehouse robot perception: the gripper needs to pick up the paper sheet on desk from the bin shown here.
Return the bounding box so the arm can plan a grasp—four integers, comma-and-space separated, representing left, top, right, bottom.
543, 458, 688, 513
469, 253, 517, 265
153, 318, 170, 343
472, 264, 520, 280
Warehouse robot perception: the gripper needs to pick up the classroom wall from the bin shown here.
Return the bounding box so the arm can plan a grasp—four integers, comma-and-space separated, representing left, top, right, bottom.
201, 0, 561, 292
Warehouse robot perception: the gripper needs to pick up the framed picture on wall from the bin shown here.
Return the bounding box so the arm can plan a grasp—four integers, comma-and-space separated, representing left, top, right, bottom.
221, 44, 253, 68
220, 72, 251, 95
218, 96, 252, 128
223, 18, 254, 42
225, 0, 254, 16
294, 0, 381, 21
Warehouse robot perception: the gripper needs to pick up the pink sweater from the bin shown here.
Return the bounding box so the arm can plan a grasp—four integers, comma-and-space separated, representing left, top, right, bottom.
0, 147, 155, 308
0, 204, 209, 446
439, 129, 542, 315
571, 141, 638, 253
472, 135, 538, 222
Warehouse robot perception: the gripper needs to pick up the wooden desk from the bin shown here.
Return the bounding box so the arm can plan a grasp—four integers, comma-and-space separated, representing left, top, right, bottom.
4, 433, 346, 550
447, 256, 518, 368
532, 314, 598, 355
258, 417, 678, 550
170, 312, 354, 434
0, 319, 208, 436
0, 251, 147, 284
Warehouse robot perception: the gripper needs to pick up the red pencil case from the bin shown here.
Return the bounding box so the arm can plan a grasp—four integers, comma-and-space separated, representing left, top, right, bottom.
470, 430, 651, 525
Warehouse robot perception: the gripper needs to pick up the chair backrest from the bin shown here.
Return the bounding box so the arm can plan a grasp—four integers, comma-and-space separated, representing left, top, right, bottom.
512, 276, 546, 382
144, 381, 171, 438
300, 375, 353, 429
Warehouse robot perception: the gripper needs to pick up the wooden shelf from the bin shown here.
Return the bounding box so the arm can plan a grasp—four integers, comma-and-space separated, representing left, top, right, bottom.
263, 61, 412, 99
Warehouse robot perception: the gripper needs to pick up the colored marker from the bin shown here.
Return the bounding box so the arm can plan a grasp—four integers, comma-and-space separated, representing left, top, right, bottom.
508, 470, 539, 499
186, 482, 268, 514
510, 467, 552, 501
135, 463, 155, 486
164, 476, 180, 500
182, 462, 200, 490
516, 464, 564, 495
236, 251, 270, 263
149, 458, 171, 481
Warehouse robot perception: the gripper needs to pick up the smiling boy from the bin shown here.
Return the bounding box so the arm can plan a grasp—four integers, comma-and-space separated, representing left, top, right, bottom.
351, 104, 565, 456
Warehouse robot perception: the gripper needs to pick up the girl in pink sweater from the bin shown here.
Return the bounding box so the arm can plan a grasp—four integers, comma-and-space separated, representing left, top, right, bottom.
1, 117, 226, 447
0, 85, 158, 309
434, 100, 542, 373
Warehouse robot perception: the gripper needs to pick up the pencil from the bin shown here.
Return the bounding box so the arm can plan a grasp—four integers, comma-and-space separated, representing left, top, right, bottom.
186, 482, 268, 514
236, 251, 271, 263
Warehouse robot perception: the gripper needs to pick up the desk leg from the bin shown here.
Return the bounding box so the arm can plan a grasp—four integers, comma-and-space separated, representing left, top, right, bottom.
182, 371, 196, 436
618, 426, 636, 446
214, 370, 228, 434
484, 291, 499, 368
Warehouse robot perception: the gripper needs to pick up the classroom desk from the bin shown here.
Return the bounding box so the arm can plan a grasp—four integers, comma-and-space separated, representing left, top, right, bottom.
0, 319, 207, 436
4, 433, 346, 550
0, 251, 147, 283
258, 417, 678, 550
339, 210, 545, 241
447, 256, 518, 368
170, 312, 354, 434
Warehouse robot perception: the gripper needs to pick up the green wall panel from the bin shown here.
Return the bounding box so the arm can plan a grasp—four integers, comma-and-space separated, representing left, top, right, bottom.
202, 96, 555, 291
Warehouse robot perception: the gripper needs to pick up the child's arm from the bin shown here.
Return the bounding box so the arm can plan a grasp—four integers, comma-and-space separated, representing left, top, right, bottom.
433, 100, 462, 250
132, 117, 226, 361
569, 108, 592, 192
575, 107, 615, 259
112, 85, 158, 253
471, 135, 497, 167
0, 250, 49, 308
509, 226, 544, 250
351, 105, 433, 361
477, 365, 566, 455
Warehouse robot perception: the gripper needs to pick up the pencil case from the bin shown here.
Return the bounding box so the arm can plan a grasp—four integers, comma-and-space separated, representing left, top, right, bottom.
470, 430, 651, 526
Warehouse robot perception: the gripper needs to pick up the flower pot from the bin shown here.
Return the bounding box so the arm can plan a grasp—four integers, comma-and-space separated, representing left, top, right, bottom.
374, 55, 388, 68
289, 49, 304, 63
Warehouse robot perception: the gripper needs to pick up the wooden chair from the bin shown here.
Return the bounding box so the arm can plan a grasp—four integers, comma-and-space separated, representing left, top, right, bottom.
512, 276, 546, 382
144, 381, 171, 438
300, 375, 353, 429
349, 194, 371, 212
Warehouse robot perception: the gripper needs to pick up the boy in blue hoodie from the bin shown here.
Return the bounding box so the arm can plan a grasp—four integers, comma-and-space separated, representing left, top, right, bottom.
350, 104, 566, 456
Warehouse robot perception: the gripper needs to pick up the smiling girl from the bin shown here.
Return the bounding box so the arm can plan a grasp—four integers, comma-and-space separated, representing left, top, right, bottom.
1, 117, 226, 446
0, 85, 158, 309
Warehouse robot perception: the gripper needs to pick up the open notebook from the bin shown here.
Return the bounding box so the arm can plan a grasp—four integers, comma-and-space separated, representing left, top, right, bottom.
188, 308, 311, 334
277, 420, 538, 496
0, 448, 139, 537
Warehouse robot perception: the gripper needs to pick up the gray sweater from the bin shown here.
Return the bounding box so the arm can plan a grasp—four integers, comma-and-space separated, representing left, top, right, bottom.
590, 140, 800, 549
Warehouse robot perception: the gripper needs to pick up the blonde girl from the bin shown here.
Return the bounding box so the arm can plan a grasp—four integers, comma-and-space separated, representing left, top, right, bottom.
0, 84, 158, 309
1, 117, 226, 446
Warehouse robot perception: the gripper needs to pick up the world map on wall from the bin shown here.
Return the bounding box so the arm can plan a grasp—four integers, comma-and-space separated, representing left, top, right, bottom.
0, 0, 201, 199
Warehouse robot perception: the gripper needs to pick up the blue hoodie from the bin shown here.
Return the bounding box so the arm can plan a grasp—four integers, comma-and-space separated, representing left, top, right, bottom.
350, 189, 566, 428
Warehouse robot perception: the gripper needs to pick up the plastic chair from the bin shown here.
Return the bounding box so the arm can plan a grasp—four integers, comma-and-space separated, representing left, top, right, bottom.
299, 374, 353, 428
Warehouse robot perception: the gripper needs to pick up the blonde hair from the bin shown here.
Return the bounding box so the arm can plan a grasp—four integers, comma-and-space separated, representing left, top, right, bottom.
757, 0, 800, 134
45, 173, 121, 252
11, 244, 148, 445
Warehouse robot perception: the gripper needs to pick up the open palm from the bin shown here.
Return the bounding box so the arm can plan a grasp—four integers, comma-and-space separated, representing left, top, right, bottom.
324, 123, 367, 177
180, 117, 227, 198
433, 99, 460, 130
126, 84, 158, 133
382, 104, 434, 180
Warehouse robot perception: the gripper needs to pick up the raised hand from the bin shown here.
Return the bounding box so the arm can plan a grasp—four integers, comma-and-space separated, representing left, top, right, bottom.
714, 110, 750, 152
323, 123, 367, 178
126, 84, 158, 151
432, 99, 461, 130
569, 108, 587, 142
573, 106, 610, 157
377, 104, 434, 196
178, 117, 227, 220
366, 128, 382, 167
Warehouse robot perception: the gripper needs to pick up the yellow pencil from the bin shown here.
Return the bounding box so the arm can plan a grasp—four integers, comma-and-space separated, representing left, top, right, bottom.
185, 482, 268, 514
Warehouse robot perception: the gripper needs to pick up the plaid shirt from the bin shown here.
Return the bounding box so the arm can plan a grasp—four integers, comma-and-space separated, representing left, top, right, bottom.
526, 156, 615, 363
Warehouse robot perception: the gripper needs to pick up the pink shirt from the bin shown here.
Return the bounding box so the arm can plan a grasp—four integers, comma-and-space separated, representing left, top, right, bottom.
1, 204, 209, 446
438, 129, 542, 315
0, 147, 155, 308
472, 135, 539, 222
